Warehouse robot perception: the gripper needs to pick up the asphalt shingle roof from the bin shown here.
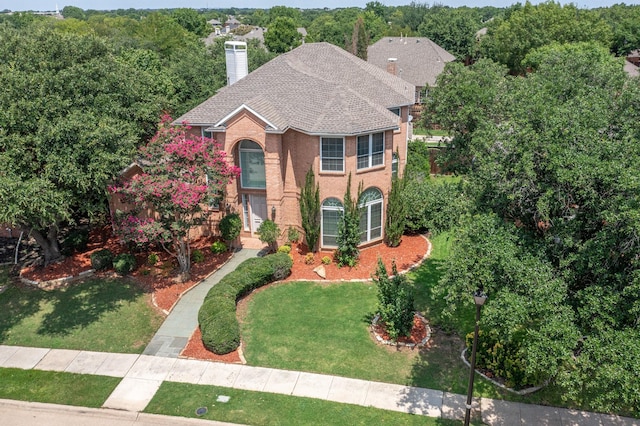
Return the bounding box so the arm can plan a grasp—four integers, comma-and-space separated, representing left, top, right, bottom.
176, 42, 415, 136
367, 37, 455, 87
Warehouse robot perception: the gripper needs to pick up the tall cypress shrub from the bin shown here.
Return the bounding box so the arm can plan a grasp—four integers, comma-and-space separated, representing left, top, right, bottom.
385, 173, 406, 247
300, 168, 320, 252
335, 173, 362, 267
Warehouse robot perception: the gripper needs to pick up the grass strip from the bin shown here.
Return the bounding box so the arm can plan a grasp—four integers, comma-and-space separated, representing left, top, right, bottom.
145, 381, 461, 425
0, 368, 119, 407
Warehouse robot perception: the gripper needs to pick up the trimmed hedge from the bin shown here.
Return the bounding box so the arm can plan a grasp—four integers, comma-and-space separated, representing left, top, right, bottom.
198, 252, 293, 354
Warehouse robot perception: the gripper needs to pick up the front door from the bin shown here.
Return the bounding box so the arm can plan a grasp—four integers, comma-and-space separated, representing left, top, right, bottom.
245, 194, 267, 235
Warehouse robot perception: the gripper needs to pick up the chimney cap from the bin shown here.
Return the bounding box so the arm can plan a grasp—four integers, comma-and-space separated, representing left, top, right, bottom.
388, 57, 397, 62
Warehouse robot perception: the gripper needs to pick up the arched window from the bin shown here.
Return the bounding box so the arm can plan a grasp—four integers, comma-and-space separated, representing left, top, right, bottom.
359, 188, 383, 243
239, 140, 265, 189
321, 198, 343, 248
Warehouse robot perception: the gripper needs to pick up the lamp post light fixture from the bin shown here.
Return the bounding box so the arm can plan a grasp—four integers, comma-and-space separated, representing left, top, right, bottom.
464, 290, 487, 426
271, 205, 276, 221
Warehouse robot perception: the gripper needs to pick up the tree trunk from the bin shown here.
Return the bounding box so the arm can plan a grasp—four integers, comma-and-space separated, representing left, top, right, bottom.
175, 237, 191, 282
30, 226, 62, 265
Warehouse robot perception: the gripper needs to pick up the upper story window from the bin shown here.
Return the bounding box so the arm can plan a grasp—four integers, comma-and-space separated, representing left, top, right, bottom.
320, 137, 344, 172
389, 107, 401, 116
392, 152, 399, 179
357, 132, 384, 170
201, 128, 214, 139
239, 140, 266, 189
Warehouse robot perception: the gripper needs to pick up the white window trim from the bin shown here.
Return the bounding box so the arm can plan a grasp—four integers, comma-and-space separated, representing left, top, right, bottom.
320, 136, 345, 173
357, 132, 385, 170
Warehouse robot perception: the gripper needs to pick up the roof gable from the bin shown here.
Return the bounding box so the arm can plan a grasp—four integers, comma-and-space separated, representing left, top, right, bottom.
176, 42, 415, 136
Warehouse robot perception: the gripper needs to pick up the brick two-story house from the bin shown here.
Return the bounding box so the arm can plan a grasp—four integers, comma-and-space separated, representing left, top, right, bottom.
174, 42, 414, 250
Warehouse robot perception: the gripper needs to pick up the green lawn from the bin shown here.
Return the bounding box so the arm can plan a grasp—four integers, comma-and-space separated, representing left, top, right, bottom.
145, 382, 463, 426
0, 368, 120, 407
0, 276, 163, 353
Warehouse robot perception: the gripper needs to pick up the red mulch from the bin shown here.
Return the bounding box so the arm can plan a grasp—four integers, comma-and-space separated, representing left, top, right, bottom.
21, 229, 431, 363
372, 314, 430, 347
285, 234, 430, 281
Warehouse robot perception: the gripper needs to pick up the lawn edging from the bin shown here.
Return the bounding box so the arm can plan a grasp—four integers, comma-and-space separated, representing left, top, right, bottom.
19, 268, 95, 290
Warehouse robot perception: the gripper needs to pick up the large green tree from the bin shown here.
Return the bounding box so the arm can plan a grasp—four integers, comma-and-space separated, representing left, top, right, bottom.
264, 16, 302, 54
418, 6, 482, 63
0, 25, 172, 264
480, 1, 612, 74
430, 42, 640, 413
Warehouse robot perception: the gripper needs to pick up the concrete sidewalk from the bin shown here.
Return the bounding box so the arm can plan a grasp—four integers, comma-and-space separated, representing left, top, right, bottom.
1, 344, 638, 425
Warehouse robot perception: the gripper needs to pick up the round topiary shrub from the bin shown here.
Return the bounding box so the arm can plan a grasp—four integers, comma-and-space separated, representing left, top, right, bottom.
90, 249, 114, 271
113, 253, 137, 275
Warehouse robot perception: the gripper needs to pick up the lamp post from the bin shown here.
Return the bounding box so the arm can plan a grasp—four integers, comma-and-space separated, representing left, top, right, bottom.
464, 290, 487, 426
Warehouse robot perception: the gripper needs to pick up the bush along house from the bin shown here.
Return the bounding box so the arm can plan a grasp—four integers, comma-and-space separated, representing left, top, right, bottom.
174, 41, 415, 250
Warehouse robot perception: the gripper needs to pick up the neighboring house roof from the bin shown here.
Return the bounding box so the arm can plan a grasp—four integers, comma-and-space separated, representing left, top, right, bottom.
624, 59, 639, 78
208, 19, 222, 26
367, 37, 455, 87
234, 26, 265, 43
176, 42, 415, 136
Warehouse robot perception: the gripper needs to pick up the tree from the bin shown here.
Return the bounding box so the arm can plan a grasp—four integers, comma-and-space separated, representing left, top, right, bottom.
335, 174, 361, 268
384, 172, 405, 247
264, 16, 302, 54
437, 214, 579, 389
431, 41, 640, 412
418, 6, 482, 63
0, 25, 173, 264
110, 116, 240, 281
299, 168, 320, 253
480, 1, 612, 74
374, 259, 415, 340
171, 8, 208, 37
349, 16, 368, 60
61, 6, 86, 20
423, 59, 509, 174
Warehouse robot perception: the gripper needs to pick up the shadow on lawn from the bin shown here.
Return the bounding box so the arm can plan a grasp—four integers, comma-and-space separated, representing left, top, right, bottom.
0, 285, 47, 342
36, 278, 144, 336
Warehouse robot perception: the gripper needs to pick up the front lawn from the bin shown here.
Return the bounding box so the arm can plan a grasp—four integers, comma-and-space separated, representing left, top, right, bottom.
145, 382, 461, 425
0, 277, 163, 353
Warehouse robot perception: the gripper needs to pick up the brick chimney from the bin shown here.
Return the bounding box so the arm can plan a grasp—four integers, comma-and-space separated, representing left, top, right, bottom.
386, 58, 398, 76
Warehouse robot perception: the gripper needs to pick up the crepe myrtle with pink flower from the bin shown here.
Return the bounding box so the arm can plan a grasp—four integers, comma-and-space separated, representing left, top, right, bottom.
110, 115, 240, 281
